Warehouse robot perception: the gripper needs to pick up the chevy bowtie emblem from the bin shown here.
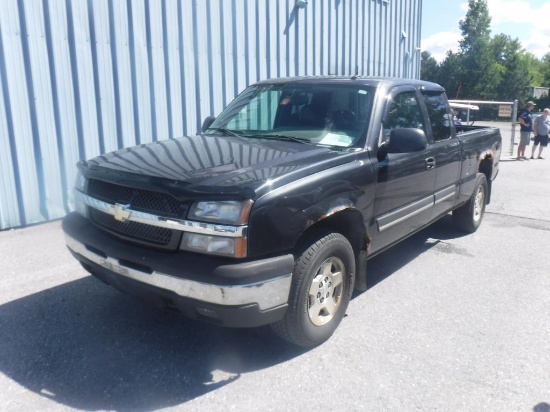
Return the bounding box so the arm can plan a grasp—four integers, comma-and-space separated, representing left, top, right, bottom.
112, 203, 132, 222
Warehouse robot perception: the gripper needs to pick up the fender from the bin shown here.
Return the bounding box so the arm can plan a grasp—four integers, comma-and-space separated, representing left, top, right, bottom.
247, 154, 375, 258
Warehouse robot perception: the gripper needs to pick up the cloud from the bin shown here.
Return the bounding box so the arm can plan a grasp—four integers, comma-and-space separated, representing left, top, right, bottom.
486, 0, 533, 25
488, 0, 550, 57
421, 32, 461, 62
523, 26, 550, 58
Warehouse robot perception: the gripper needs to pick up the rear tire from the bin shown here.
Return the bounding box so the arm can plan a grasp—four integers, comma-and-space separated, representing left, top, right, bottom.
271, 231, 355, 347
453, 173, 487, 233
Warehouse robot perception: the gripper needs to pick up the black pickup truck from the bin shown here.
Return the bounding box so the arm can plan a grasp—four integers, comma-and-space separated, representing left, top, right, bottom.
62, 76, 501, 347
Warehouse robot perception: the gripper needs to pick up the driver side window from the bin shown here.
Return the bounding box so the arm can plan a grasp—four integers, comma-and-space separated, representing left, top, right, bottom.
383, 91, 426, 142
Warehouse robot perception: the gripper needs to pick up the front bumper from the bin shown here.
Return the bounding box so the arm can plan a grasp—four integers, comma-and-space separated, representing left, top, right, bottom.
62, 213, 294, 327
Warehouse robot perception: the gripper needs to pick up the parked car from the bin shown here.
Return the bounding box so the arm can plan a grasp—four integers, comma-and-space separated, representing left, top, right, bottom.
62, 76, 502, 347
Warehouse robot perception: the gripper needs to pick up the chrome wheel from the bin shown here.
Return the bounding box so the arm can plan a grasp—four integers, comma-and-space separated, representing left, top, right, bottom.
473, 185, 485, 222
271, 231, 355, 347
452, 173, 488, 233
307, 257, 345, 326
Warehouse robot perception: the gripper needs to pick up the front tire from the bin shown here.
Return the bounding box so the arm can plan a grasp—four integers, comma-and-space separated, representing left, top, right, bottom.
271, 231, 355, 347
453, 173, 488, 233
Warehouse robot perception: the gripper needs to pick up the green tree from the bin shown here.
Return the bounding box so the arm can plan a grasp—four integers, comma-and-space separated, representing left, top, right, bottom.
457, 0, 494, 99
437, 51, 463, 99
459, 0, 492, 53
420, 51, 439, 82
538, 53, 550, 86
522, 52, 543, 86
421, 0, 548, 101
489, 34, 532, 101
533, 53, 550, 108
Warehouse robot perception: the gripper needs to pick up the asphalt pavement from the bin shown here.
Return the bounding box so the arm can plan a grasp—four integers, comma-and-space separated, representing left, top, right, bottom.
0, 122, 549, 411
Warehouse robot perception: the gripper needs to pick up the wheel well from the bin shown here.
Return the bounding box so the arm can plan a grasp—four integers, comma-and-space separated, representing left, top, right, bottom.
295, 209, 367, 257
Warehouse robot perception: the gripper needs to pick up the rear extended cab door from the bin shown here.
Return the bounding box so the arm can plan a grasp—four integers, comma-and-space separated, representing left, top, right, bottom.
419, 90, 462, 220
369, 85, 438, 254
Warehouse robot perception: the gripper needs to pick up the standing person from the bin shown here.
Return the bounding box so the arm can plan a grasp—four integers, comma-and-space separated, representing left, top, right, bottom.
531, 108, 550, 159
517, 101, 536, 160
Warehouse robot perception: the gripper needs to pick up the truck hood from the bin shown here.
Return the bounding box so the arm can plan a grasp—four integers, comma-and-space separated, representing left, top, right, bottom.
83, 134, 358, 199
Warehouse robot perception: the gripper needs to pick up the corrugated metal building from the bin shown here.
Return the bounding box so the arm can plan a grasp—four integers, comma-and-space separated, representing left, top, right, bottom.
0, 0, 422, 230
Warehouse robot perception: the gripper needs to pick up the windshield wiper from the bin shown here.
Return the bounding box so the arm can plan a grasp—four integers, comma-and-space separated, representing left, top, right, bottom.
205, 127, 244, 137
242, 134, 311, 145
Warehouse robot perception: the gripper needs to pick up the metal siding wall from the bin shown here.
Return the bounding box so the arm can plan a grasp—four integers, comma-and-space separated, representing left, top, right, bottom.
0, 0, 422, 229
368, 0, 376, 75
1, 0, 43, 226
0, 35, 20, 228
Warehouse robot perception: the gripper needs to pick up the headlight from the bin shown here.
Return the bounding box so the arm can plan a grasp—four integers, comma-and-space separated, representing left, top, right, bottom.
75, 170, 87, 192
188, 200, 252, 225
183, 200, 252, 257
180, 233, 247, 257
73, 171, 88, 217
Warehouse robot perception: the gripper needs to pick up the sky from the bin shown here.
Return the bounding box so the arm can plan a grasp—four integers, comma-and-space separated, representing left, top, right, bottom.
421, 0, 550, 62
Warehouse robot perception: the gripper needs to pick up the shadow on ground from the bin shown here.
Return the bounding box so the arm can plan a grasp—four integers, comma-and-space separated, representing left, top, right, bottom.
0, 215, 466, 411
0, 277, 304, 411
358, 214, 470, 292
534, 403, 550, 412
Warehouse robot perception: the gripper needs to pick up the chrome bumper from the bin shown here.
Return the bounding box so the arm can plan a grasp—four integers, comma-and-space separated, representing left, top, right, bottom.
65, 234, 292, 311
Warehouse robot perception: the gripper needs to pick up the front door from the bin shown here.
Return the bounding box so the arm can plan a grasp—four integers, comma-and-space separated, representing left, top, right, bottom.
370, 87, 437, 254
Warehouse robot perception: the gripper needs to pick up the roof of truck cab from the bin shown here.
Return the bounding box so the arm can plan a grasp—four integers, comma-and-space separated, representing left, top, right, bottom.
255, 76, 445, 92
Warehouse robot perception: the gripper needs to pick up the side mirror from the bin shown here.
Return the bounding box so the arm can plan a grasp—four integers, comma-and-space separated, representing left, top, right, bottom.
379, 128, 427, 156
201, 116, 216, 133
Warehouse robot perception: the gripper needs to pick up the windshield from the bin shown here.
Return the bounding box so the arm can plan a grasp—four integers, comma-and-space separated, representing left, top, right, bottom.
207, 83, 375, 148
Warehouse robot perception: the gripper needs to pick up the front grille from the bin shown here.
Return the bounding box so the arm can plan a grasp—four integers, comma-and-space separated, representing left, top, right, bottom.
86, 179, 187, 250
90, 209, 180, 248
88, 179, 186, 217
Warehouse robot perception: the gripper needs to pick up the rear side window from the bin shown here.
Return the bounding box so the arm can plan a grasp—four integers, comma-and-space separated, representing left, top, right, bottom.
422, 91, 452, 141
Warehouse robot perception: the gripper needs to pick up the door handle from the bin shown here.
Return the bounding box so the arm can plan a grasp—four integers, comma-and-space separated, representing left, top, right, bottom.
425, 157, 436, 170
